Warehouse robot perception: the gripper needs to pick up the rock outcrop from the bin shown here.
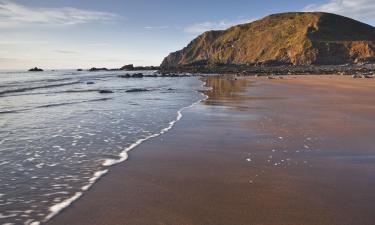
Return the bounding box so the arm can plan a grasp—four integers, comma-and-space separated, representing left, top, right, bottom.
120, 64, 135, 70
28, 67, 44, 72
89, 67, 109, 72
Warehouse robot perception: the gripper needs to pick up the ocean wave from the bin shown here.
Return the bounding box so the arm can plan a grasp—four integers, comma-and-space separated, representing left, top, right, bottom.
0, 77, 74, 89
39, 168, 108, 224
43, 192, 83, 222
0, 88, 111, 98
21, 87, 145, 95
0, 97, 112, 114
0, 81, 81, 96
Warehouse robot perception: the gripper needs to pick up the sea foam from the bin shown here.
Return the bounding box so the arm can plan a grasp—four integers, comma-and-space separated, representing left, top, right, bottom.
44, 192, 83, 222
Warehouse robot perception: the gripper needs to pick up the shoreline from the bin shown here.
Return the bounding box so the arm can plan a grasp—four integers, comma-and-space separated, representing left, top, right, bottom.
48, 75, 375, 225
38, 79, 208, 225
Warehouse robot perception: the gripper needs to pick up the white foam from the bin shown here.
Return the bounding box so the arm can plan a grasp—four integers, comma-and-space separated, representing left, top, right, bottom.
43, 192, 69, 197
30, 222, 40, 225
35, 163, 44, 169
102, 92, 207, 168
44, 192, 83, 222
52, 146, 65, 151
81, 170, 108, 191
0, 161, 9, 166
47, 163, 57, 167
0, 213, 17, 219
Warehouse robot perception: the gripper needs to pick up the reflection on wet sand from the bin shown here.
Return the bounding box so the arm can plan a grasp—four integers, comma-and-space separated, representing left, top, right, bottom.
202, 76, 252, 101
201, 76, 283, 111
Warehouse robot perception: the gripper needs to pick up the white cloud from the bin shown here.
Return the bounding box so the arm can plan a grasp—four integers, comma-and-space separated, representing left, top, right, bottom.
53, 50, 79, 54
304, 0, 375, 23
0, 0, 118, 28
184, 18, 254, 34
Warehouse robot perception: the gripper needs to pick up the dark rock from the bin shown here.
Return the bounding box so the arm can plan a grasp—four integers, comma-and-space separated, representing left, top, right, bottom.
118, 74, 132, 78
160, 73, 191, 77
28, 67, 43, 72
120, 64, 134, 71
86, 82, 95, 85
99, 90, 114, 94
125, 88, 149, 93
119, 64, 160, 71
77, 69, 83, 71
133, 66, 160, 70
132, 73, 144, 78
89, 67, 108, 72
118, 73, 144, 78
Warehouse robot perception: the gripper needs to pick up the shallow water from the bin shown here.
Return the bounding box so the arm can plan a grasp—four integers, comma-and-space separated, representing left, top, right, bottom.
0, 70, 204, 225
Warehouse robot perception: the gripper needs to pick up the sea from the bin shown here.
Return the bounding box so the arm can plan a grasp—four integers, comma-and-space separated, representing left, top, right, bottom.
0, 70, 205, 225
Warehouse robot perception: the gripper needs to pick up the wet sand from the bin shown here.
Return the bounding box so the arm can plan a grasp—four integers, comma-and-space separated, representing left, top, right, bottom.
48, 75, 375, 225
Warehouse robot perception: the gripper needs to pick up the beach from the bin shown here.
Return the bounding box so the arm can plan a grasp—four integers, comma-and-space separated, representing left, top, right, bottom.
47, 75, 375, 225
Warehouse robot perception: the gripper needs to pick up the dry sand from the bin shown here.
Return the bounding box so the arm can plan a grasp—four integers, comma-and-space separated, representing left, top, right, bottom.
48, 75, 375, 225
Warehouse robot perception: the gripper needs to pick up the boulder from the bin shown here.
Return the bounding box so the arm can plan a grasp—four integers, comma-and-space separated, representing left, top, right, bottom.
126, 88, 149, 93
28, 67, 43, 72
118, 74, 132, 78
89, 67, 108, 72
132, 73, 144, 78
99, 90, 114, 94
120, 64, 134, 71
118, 73, 144, 78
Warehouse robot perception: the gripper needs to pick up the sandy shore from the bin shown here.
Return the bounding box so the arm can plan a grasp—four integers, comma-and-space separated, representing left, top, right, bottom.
48, 75, 375, 225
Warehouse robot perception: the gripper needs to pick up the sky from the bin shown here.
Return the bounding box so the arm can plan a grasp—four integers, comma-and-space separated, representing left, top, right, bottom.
0, 0, 374, 69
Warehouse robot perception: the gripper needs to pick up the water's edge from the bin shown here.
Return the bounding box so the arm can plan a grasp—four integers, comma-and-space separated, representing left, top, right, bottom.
39, 79, 209, 225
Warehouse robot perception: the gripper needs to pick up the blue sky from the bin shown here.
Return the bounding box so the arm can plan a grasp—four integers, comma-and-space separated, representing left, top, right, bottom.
0, 0, 374, 69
